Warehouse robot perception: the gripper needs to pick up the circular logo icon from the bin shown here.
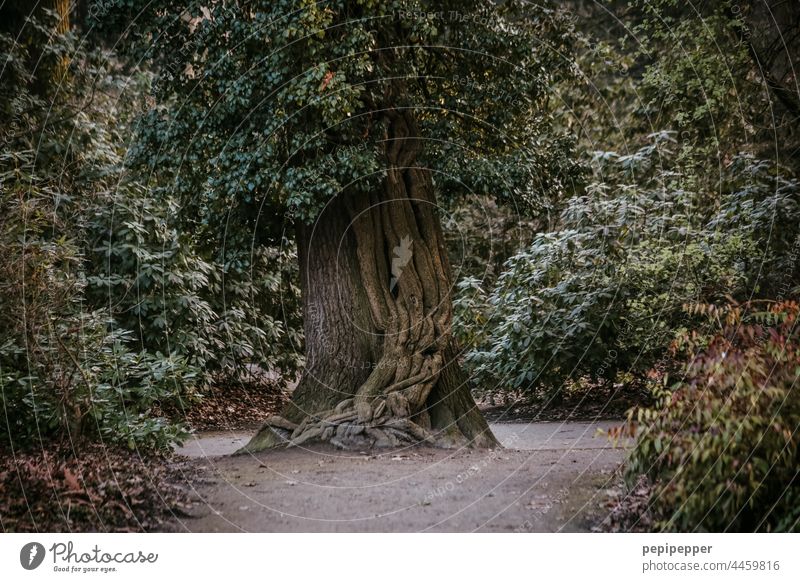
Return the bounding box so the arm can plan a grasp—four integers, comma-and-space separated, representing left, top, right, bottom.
20, 542, 46, 570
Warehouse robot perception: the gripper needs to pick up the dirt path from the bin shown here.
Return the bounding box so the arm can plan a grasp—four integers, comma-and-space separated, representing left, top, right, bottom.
166, 421, 629, 532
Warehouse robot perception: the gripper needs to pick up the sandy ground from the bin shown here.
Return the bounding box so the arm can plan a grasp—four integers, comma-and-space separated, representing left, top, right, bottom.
167, 421, 629, 532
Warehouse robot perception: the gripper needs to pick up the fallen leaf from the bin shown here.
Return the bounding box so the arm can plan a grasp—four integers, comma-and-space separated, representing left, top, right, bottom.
63, 467, 81, 492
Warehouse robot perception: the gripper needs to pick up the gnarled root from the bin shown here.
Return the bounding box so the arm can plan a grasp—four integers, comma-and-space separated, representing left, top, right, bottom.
236, 380, 441, 454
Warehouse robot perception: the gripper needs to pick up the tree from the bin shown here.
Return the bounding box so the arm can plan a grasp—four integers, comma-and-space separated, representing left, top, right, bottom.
115, 0, 578, 451
1, 0, 71, 92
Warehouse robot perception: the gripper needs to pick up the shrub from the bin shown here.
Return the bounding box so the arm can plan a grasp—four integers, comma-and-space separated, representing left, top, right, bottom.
465, 212, 626, 394
0, 10, 303, 451
624, 301, 800, 532
0, 151, 194, 451
460, 132, 796, 399
0, 13, 195, 451
85, 182, 303, 383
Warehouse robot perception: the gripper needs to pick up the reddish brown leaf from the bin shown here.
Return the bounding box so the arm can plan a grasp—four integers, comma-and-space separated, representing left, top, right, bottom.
63, 467, 81, 492
320, 70, 334, 91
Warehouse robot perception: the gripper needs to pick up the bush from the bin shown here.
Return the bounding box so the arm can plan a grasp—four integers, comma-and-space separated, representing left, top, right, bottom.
85, 181, 303, 382
0, 152, 195, 451
0, 13, 194, 451
459, 132, 797, 400
624, 301, 800, 532
1, 9, 305, 451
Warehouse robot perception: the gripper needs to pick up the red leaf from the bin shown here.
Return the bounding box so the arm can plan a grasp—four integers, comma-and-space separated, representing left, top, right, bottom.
63, 467, 81, 492
320, 70, 334, 91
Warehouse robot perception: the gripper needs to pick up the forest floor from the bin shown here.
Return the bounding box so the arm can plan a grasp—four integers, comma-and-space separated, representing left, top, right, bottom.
163, 419, 631, 532
1, 383, 644, 532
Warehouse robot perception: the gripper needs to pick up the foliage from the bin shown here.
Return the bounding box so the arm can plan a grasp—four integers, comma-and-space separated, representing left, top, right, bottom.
98, 0, 581, 232
0, 11, 191, 451
1, 1, 798, 533
85, 181, 303, 380
624, 301, 800, 532
1, 7, 305, 451
0, 152, 194, 451
631, 1, 756, 143
461, 132, 798, 398
451, 0, 800, 399
453, 276, 490, 353
709, 155, 800, 296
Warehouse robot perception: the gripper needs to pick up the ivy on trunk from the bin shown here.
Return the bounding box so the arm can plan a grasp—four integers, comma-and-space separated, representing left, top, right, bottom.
241, 111, 496, 451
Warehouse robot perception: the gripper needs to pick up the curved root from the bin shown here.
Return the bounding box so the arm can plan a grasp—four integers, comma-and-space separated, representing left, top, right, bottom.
235, 401, 436, 454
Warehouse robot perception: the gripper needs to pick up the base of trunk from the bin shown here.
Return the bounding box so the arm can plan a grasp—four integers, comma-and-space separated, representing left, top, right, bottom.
237, 347, 498, 454
237, 416, 496, 454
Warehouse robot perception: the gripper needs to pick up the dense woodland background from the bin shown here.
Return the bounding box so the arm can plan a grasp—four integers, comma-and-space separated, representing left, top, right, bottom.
1, 0, 799, 532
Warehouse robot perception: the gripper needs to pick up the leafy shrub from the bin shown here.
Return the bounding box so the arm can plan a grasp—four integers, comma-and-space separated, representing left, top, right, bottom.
0, 151, 195, 451
85, 182, 303, 382
459, 131, 798, 399
0, 10, 304, 451
710, 155, 800, 296
465, 212, 626, 393
0, 13, 195, 451
453, 276, 490, 352
624, 301, 800, 532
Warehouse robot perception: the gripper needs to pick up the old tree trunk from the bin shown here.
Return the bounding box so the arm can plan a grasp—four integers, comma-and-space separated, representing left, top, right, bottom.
240, 111, 497, 453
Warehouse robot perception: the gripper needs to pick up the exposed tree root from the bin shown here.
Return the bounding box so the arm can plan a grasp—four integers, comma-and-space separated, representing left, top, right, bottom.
236, 405, 495, 454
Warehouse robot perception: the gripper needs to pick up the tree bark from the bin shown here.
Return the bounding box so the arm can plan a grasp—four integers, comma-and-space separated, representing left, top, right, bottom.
240, 111, 497, 452
2, 0, 71, 85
